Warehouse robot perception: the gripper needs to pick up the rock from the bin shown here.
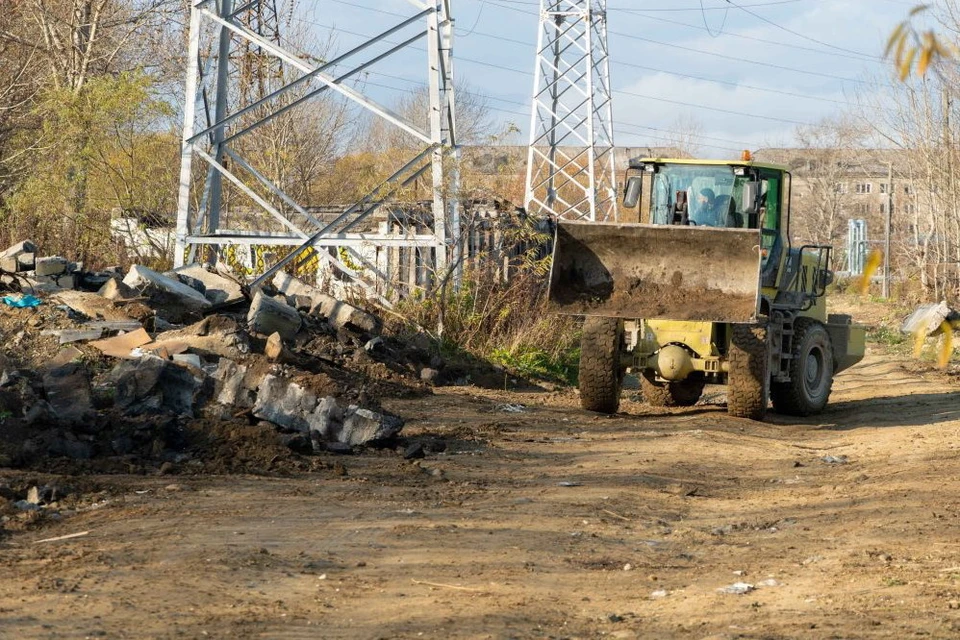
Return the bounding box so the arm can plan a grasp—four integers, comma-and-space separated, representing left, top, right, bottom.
97, 278, 139, 301
364, 337, 384, 353
247, 291, 301, 340
106, 356, 203, 417
325, 442, 354, 455
26, 486, 42, 505
265, 332, 294, 363
718, 582, 755, 595
14, 500, 40, 512
420, 367, 441, 385
35, 256, 69, 277
42, 363, 93, 424
0, 256, 17, 272
403, 443, 425, 460
212, 359, 253, 408
252, 375, 403, 445
340, 408, 403, 446
122, 265, 212, 320
279, 432, 313, 454
166, 264, 244, 306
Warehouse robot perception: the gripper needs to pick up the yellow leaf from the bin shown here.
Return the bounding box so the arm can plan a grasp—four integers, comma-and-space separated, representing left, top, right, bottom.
900, 47, 917, 81
938, 320, 953, 368
856, 249, 883, 294
918, 46, 933, 76
909, 3, 930, 17
885, 23, 906, 57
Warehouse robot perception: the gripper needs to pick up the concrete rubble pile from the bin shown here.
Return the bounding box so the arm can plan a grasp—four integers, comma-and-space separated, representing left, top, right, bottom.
0, 239, 458, 467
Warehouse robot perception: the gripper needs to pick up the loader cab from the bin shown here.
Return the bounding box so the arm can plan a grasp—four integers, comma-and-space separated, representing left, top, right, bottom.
624, 158, 791, 280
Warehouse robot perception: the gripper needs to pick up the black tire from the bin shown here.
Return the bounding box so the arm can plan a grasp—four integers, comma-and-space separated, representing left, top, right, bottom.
640, 371, 705, 407
727, 323, 769, 420
579, 316, 624, 414
771, 319, 834, 416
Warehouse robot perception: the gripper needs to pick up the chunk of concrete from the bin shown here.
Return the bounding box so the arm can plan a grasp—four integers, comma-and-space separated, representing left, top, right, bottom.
167, 264, 244, 306
122, 265, 212, 313
247, 291, 301, 339
1, 240, 36, 259
106, 356, 203, 417
212, 358, 253, 408
35, 256, 69, 277
252, 375, 403, 445
42, 363, 93, 424
317, 297, 382, 335
98, 278, 139, 301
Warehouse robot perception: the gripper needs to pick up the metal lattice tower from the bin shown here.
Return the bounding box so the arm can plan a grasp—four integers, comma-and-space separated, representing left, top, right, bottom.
174, 0, 460, 297
524, 0, 617, 222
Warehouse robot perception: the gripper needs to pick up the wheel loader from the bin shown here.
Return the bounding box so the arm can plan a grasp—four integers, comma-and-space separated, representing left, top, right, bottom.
547, 156, 866, 420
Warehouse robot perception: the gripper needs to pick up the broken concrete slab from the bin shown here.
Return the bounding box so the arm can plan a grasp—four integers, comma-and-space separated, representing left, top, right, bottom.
252, 375, 402, 445
122, 265, 212, 315
247, 291, 301, 340
52, 290, 139, 322
145, 316, 250, 360
0, 240, 36, 259
35, 256, 69, 277
319, 298, 382, 335
106, 356, 203, 417
42, 363, 93, 424
273, 271, 380, 335
56, 329, 104, 344
167, 264, 244, 307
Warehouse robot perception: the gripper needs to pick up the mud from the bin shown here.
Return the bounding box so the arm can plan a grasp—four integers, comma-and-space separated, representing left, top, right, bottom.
2, 344, 960, 638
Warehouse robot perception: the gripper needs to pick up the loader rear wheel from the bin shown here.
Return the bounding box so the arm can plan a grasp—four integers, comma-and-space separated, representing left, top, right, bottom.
771, 319, 834, 416
579, 316, 624, 414
640, 372, 705, 407
727, 323, 769, 420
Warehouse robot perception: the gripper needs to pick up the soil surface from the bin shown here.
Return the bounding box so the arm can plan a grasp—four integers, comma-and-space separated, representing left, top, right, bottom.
3, 349, 960, 638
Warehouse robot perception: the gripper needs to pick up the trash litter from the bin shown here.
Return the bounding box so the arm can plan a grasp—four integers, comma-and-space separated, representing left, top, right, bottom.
557, 481, 583, 487
497, 403, 526, 413
1, 294, 42, 308
821, 455, 849, 464
718, 582, 755, 595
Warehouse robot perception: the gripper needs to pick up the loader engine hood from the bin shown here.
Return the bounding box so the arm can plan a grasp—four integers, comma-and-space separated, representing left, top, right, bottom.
547, 221, 762, 323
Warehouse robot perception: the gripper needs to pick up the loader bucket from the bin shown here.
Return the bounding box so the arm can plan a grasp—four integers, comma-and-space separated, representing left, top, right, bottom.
547, 222, 762, 322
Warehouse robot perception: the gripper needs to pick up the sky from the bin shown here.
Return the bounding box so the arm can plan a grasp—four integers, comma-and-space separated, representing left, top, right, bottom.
291, 0, 927, 158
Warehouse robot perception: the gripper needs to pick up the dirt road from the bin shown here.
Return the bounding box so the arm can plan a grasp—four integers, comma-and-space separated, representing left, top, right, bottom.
2, 354, 960, 639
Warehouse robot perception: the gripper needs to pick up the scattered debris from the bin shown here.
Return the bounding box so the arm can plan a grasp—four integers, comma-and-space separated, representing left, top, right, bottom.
821, 455, 849, 465
1, 294, 41, 308
247, 290, 301, 339
718, 582, 755, 595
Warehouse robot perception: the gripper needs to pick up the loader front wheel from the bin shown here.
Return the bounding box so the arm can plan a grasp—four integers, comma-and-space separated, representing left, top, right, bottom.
640, 372, 705, 407
727, 323, 769, 420
771, 319, 834, 416
579, 316, 624, 414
